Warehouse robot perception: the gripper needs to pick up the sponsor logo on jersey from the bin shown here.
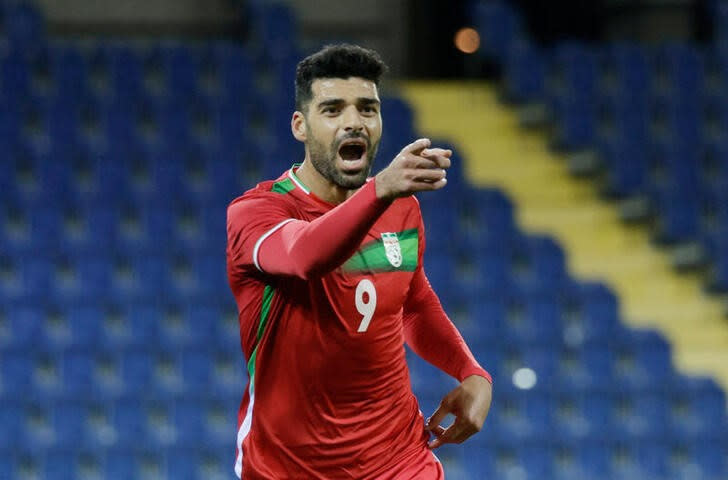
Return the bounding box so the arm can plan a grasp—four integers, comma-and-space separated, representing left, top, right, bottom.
381, 232, 402, 268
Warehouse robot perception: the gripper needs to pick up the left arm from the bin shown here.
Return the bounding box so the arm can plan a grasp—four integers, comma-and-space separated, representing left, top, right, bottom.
403, 266, 493, 448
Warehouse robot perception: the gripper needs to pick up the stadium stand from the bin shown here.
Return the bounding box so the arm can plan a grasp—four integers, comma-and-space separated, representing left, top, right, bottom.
0, 0, 726, 479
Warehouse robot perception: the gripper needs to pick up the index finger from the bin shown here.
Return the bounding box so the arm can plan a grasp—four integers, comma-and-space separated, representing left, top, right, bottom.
401, 138, 431, 156
425, 403, 450, 432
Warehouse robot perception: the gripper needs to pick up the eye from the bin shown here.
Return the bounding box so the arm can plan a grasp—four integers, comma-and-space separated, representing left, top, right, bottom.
361, 106, 378, 114
322, 106, 339, 114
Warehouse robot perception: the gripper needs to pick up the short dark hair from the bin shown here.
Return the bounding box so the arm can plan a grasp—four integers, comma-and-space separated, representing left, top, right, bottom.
295, 44, 388, 112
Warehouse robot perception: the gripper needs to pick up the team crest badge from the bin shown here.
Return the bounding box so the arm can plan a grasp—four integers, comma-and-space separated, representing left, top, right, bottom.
381, 232, 402, 268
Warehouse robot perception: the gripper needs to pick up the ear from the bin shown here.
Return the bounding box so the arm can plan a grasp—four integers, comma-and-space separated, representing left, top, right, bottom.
291, 111, 307, 142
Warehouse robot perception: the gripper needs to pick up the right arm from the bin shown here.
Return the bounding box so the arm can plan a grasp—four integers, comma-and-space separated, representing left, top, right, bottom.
227, 138, 452, 280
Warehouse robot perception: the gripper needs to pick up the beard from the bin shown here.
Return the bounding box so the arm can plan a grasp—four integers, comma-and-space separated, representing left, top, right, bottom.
306, 129, 379, 190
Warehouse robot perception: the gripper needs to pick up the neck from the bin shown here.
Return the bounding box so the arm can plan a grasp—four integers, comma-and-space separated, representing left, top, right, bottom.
295, 159, 357, 204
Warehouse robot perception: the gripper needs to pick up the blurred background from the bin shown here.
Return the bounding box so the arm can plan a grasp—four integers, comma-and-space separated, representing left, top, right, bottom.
1, 0, 728, 478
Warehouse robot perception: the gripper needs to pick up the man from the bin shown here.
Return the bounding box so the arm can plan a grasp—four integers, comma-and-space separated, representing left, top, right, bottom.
226, 44, 492, 479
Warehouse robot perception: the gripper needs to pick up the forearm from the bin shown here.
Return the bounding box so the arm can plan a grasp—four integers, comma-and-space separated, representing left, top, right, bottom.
403, 270, 492, 383
257, 180, 390, 278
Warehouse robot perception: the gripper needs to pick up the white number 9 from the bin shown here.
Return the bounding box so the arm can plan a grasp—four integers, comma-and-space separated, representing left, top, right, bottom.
356, 279, 377, 332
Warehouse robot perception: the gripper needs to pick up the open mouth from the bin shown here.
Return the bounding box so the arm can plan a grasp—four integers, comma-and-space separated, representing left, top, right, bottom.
339, 143, 365, 160
336, 138, 368, 173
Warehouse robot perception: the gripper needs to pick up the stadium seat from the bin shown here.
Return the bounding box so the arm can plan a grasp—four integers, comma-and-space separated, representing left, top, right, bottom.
615, 329, 674, 388
471, 1, 523, 63
0, 350, 35, 394
100, 450, 137, 479
0, 400, 23, 450
49, 45, 90, 103
597, 134, 650, 197
504, 41, 546, 104
502, 293, 563, 345
667, 375, 728, 438
60, 349, 97, 395
4, 2, 45, 52
0, 305, 44, 349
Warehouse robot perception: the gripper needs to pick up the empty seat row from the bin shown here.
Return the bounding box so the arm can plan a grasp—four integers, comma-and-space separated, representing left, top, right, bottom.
0, 346, 242, 399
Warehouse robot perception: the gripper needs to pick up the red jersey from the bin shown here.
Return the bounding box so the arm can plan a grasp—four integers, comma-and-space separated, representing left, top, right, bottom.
226, 166, 489, 479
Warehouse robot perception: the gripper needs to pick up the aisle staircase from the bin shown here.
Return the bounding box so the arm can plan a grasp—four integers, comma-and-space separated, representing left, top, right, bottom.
400, 80, 728, 393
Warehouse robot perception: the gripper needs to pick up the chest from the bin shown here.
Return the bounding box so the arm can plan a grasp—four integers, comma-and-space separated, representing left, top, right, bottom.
294, 203, 420, 334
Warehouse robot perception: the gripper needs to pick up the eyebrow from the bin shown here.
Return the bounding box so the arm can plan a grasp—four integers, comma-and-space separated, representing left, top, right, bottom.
316, 97, 381, 109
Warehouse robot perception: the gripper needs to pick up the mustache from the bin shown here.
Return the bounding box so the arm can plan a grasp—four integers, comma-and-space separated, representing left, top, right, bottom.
334, 132, 371, 150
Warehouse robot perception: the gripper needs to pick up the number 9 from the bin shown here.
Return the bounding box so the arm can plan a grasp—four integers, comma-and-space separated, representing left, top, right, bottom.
356, 279, 377, 332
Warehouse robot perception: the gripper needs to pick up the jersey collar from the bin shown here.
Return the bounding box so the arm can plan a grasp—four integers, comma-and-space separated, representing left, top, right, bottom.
287, 164, 311, 195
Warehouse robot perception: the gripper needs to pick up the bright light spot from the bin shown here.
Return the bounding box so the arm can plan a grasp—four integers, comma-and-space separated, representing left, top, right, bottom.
512, 367, 537, 390
454, 27, 480, 54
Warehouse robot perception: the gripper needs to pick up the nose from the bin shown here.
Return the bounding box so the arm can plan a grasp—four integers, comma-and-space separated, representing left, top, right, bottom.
341, 105, 364, 132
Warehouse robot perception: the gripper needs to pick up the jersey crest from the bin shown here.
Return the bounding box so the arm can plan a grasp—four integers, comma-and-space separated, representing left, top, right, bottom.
381, 232, 402, 268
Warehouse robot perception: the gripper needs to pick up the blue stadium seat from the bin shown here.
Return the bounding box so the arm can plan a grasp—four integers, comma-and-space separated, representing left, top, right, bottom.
119, 348, 154, 392
0, 452, 15, 479
173, 399, 206, 445
51, 400, 90, 448
549, 96, 598, 151
1, 50, 32, 105
179, 348, 214, 392
206, 42, 254, 105
491, 442, 555, 479
4, 2, 45, 52
49, 45, 90, 103
53, 254, 114, 303
612, 389, 669, 438
0, 304, 44, 349
0, 400, 23, 450
559, 344, 616, 390
615, 329, 674, 388
102, 451, 140, 479
112, 304, 162, 348
504, 41, 546, 104
502, 293, 562, 345
102, 45, 146, 102
667, 376, 728, 438
41, 451, 80, 480
111, 399, 148, 448
61, 349, 96, 395
555, 390, 614, 441
509, 235, 568, 293
497, 391, 553, 441
548, 43, 600, 150
471, 1, 523, 63
60, 304, 105, 348
0, 254, 53, 303
668, 439, 728, 479
597, 135, 649, 197
251, 4, 298, 62
603, 43, 652, 99
559, 281, 621, 346
655, 43, 706, 100
452, 296, 506, 350
155, 44, 201, 100
165, 447, 202, 480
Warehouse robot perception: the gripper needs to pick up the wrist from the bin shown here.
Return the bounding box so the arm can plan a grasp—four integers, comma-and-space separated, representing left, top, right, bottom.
459, 368, 492, 385
373, 173, 394, 202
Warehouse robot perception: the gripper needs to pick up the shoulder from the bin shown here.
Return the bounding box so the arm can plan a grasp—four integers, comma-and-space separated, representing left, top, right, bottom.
389, 194, 423, 219
227, 178, 297, 224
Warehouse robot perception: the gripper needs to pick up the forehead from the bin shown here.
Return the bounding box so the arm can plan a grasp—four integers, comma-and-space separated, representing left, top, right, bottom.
310, 77, 379, 102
